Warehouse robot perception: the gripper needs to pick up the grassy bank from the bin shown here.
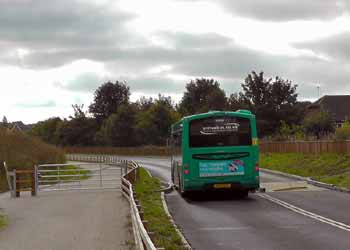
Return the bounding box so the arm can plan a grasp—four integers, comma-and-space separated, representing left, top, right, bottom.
0, 128, 65, 192
260, 153, 350, 188
135, 168, 186, 250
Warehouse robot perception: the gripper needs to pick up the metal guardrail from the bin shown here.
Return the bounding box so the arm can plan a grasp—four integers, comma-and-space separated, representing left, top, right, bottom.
121, 161, 160, 250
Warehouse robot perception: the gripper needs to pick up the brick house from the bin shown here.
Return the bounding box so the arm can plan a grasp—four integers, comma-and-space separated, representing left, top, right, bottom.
307, 95, 350, 127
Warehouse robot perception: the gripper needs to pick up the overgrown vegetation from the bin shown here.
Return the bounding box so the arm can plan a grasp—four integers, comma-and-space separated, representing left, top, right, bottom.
260, 153, 350, 188
135, 168, 186, 250
0, 127, 65, 192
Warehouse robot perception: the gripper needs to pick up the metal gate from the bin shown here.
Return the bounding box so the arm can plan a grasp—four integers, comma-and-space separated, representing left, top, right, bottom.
37, 162, 125, 192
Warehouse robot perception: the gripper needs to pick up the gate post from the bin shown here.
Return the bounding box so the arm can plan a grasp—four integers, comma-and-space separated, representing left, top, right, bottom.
32, 166, 38, 196
31, 168, 36, 196
11, 170, 16, 198
15, 169, 20, 197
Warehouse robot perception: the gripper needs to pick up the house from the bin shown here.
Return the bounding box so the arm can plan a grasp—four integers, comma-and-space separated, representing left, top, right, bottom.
307, 95, 350, 127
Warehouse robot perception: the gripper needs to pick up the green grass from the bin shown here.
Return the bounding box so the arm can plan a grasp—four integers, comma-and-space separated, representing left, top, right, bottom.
135, 168, 187, 250
260, 153, 350, 188
0, 215, 7, 229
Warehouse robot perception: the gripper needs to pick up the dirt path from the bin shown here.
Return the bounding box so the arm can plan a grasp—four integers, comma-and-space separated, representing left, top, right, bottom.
0, 183, 132, 250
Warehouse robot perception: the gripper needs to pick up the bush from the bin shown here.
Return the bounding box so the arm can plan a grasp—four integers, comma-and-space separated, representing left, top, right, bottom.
335, 120, 350, 140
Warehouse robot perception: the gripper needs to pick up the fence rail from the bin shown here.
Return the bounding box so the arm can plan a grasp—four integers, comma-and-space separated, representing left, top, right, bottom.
260, 140, 350, 154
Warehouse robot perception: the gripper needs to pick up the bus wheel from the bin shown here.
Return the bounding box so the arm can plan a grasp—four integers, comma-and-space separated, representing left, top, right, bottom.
238, 190, 249, 199
179, 182, 188, 198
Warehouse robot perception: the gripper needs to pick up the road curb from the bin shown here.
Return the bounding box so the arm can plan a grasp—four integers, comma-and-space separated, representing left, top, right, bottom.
260, 168, 308, 181
161, 192, 192, 250
261, 168, 350, 193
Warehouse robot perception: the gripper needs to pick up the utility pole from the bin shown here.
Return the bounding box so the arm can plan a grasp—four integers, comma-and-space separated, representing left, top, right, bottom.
317, 85, 321, 98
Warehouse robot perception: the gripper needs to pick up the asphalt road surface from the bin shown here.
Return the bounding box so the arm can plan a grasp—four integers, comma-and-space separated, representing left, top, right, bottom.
126, 156, 350, 250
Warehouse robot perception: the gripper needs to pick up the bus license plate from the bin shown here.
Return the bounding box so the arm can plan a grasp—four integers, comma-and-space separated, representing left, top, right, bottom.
214, 184, 231, 189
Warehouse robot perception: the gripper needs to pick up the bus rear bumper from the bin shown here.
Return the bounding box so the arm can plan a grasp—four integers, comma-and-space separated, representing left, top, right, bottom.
184, 180, 259, 192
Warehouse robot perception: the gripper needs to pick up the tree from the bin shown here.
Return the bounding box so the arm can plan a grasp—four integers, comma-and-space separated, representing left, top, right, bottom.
136, 95, 180, 145
227, 92, 250, 111
178, 78, 227, 115
240, 71, 299, 136
303, 111, 334, 139
89, 81, 130, 122
30, 117, 62, 144
1, 116, 8, 128
56, 105, 98, 146
100, 104, 138, 146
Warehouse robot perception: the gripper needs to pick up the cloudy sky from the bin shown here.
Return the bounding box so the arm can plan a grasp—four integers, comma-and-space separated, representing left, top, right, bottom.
1, 0, 350, 123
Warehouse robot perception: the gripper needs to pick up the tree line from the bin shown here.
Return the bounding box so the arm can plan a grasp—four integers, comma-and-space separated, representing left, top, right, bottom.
30, 71, 311, 146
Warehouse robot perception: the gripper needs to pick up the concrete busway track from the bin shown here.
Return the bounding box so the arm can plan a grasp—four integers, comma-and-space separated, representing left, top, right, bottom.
0, 162, 131, 250
123, 156, 350, 250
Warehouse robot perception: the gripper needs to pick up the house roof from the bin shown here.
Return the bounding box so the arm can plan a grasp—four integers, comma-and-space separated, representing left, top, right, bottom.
312, 95, 350, 121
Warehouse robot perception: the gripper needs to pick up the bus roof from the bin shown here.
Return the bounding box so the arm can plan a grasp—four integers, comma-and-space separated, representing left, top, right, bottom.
183, 110, 254, 121
171, 110, 255, 133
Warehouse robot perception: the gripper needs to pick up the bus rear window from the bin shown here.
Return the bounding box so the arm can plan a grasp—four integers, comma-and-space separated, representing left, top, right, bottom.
189, 116, 252, 147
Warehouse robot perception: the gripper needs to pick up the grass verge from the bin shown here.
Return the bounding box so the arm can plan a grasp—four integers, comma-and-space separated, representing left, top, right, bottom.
134, 167, 187, 250
0, 215, 7, 229
260, 153, 350, 188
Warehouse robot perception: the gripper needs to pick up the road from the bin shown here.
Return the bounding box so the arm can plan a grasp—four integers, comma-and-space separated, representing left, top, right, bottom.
0, 163, 131, 250
127, 156, 350, 250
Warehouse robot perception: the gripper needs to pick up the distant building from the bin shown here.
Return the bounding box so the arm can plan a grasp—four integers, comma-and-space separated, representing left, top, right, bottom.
307, 95, 350, 127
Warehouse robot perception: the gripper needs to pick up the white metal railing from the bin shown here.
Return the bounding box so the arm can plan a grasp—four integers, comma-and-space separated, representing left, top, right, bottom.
37, 158, 124, 192
121, 161, 160, 250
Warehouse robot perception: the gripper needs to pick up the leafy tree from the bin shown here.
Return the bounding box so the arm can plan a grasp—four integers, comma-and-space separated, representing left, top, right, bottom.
137, 95, 180, 145
56, 106, 98, 146
178, 78, 227, 115
227, 92, 250, 111
1, 116, 8, 128
100, 104, 138, 146
135, 96, 154, 112
89, 81, 130, 122
240, 71, 299, 136
303, 111, 334, 139
30, 117, 62, 144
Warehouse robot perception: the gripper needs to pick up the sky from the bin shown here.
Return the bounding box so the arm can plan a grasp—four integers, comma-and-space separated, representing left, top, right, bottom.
1, 0, 350, 124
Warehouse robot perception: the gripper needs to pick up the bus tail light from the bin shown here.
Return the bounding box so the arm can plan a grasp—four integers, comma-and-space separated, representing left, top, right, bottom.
255, 162, 259, 172
184, 164, 189, 169
184, 169, 189, 175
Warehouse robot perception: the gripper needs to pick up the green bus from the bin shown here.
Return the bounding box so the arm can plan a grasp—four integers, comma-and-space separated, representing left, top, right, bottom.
170, 110, 259, 198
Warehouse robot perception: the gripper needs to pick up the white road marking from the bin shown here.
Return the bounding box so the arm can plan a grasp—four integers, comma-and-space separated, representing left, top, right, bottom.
258, 193, 350, 232
199, 227, 250, 231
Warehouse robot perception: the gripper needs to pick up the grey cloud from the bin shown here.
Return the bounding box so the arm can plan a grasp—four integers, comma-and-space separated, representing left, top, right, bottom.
156, 31, 234, 49
183, 0, 349, 21
56, 73, 105, 92
294, 32, 350, 62
0, 0, 144, 68
125, 76, 185, 94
